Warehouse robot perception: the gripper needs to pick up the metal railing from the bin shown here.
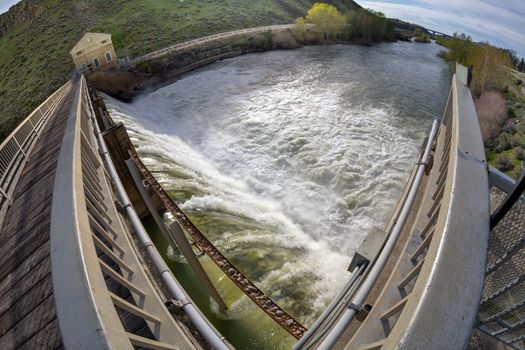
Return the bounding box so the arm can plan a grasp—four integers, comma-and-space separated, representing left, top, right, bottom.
0, 80, 72, 229
132, 24, 294, 64
478, 168, 525, 349
50, 75, 210, 350
295, 116, 439, 350
310, 69, 490, 350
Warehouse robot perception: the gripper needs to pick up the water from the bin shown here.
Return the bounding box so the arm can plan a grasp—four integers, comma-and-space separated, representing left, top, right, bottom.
106, 41, 450, 349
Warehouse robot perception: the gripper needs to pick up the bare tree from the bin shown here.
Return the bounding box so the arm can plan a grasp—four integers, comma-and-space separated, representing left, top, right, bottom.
475, 91, 508, 143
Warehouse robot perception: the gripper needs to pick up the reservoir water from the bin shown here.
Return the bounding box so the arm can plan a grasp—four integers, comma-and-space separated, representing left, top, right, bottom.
106, 41, 450, 349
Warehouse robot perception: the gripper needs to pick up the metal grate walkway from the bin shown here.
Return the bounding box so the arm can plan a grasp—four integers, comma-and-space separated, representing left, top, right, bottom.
478, 181, 525, 349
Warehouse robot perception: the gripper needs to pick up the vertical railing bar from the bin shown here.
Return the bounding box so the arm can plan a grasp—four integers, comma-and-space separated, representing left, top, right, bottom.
91, 233, 134, 274
84, 183, 109, 211
85, 195, 113, 223
87, 211, 119, 239
81, 158, 103, 190
90, 219, 125, 255
83, 175, 106, 202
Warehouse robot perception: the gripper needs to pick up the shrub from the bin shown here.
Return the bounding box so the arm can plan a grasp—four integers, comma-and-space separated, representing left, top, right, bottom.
515, 147, 525, 160
495, 154, 513, 172
496, 132, 511, 151
475, 91, 508, 143
512, 134, 523, 147
502, 120, 517, 134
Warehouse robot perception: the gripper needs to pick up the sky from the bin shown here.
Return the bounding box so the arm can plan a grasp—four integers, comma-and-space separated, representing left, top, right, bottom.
1, 0, 524, 57
359, 0, 525, 57
0, 0, 17, 14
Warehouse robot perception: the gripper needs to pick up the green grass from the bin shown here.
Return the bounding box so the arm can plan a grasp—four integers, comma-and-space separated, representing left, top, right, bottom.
486, 82, 525, 178
0, 0, 360, 140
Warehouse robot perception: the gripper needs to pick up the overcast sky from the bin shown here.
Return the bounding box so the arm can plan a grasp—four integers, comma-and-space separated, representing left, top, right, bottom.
1, 0, 524, 57
360, 0, 525, 57
0, 0, 17, 14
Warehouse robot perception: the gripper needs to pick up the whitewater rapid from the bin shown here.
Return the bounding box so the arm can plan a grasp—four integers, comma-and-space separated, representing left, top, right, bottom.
106, 42, 449, 349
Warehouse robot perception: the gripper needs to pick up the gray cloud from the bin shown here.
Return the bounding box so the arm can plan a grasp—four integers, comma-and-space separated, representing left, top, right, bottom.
359, 0, 525, 57
0, 0, 18, 14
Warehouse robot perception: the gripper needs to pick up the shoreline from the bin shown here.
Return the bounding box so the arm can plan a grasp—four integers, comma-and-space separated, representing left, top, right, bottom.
87, 26, 403, 103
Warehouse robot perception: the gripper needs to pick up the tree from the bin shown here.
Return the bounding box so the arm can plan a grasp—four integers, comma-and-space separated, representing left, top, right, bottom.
304, 3, 346, 41
519, 58, 525, 72
475, 91, 508, 143
468, 44, 512, 95
414, 28, 430, 43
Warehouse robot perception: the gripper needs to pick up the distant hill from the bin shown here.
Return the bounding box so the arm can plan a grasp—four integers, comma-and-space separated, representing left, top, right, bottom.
0, 0, 362, 139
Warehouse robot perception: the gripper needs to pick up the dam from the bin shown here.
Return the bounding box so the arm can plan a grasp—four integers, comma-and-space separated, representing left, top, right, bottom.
0, 29, 523, 350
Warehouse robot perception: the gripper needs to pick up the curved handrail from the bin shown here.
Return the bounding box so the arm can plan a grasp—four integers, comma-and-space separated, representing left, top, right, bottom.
0, 80, 72, 229
337, 74, 489, 350
50, 76, 206, 349
132, 24, 295, 64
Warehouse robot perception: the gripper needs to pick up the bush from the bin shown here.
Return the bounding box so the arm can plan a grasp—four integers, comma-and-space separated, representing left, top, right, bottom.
502, 120, 517, 134
512, 134, 523, 147
475, 91, 508, 143
496, 132, 511, 151
515, 147, 525, 160
496, 154, 513, 172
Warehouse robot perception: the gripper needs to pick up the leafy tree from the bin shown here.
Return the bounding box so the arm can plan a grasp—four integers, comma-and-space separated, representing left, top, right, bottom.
304, 3, 346, 41
519, 58, 525, 72
293, 17, 307, 40
437, 34, 512, 95
468, 44, 512, 95
346, 9, 394, 44
414, 28, 430, 43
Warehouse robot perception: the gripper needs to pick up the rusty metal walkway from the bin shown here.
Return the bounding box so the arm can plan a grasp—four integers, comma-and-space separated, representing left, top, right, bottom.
129, 148, 308, 339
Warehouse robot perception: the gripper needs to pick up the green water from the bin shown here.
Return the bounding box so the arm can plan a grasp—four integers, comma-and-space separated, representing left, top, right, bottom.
143, 215, 297, 350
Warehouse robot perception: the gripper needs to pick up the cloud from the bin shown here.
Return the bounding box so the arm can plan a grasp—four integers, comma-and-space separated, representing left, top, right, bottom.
0, 0, 19, 14
359, 0, 525, 57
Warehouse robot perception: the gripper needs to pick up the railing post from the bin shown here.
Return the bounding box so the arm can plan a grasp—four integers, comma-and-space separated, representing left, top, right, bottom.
13, 138, 29, 161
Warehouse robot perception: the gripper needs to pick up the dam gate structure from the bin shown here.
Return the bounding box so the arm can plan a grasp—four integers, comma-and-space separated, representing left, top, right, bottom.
0, 33, 524, 350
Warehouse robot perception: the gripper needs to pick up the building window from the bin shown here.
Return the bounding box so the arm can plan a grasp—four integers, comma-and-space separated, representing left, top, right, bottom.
93, 57, 100, 67
101, 40, 108, 44
105, 52, 112, 63
79, 63, 87, 72
76, 50, 82, 56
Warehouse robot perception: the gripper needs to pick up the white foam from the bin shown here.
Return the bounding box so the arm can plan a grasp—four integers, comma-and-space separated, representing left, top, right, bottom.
102, 47, 434, 318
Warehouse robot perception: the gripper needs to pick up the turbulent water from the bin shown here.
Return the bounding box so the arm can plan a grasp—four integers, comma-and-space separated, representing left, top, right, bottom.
106, 41, 450, 349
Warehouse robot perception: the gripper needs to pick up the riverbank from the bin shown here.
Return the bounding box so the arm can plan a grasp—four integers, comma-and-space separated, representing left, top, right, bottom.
88, 25, 308, 101
87, 23, 424, 102
0, 0, 364, 141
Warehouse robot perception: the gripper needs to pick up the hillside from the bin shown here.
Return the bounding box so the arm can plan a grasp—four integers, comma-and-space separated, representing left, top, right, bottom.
0, 0, 361, 139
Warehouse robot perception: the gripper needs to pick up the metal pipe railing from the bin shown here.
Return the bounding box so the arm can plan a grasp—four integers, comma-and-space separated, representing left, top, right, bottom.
85, 80, 230, 350
132, 24, 295, 64
317, 119, 440, 349
0, 80, 72, 229
293, 263, 367, 350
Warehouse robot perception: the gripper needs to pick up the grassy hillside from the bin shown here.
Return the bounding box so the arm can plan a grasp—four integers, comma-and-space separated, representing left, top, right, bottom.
0, 0, 360, 140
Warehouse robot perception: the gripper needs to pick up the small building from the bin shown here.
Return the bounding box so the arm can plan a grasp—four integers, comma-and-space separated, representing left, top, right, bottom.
70, 32, 117, 72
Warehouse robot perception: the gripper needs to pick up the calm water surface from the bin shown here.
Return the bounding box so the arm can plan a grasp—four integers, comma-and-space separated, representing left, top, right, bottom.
106, 41, 450, 349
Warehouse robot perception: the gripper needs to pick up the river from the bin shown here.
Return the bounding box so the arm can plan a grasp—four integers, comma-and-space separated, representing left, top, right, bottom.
105, 40, 450, 349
